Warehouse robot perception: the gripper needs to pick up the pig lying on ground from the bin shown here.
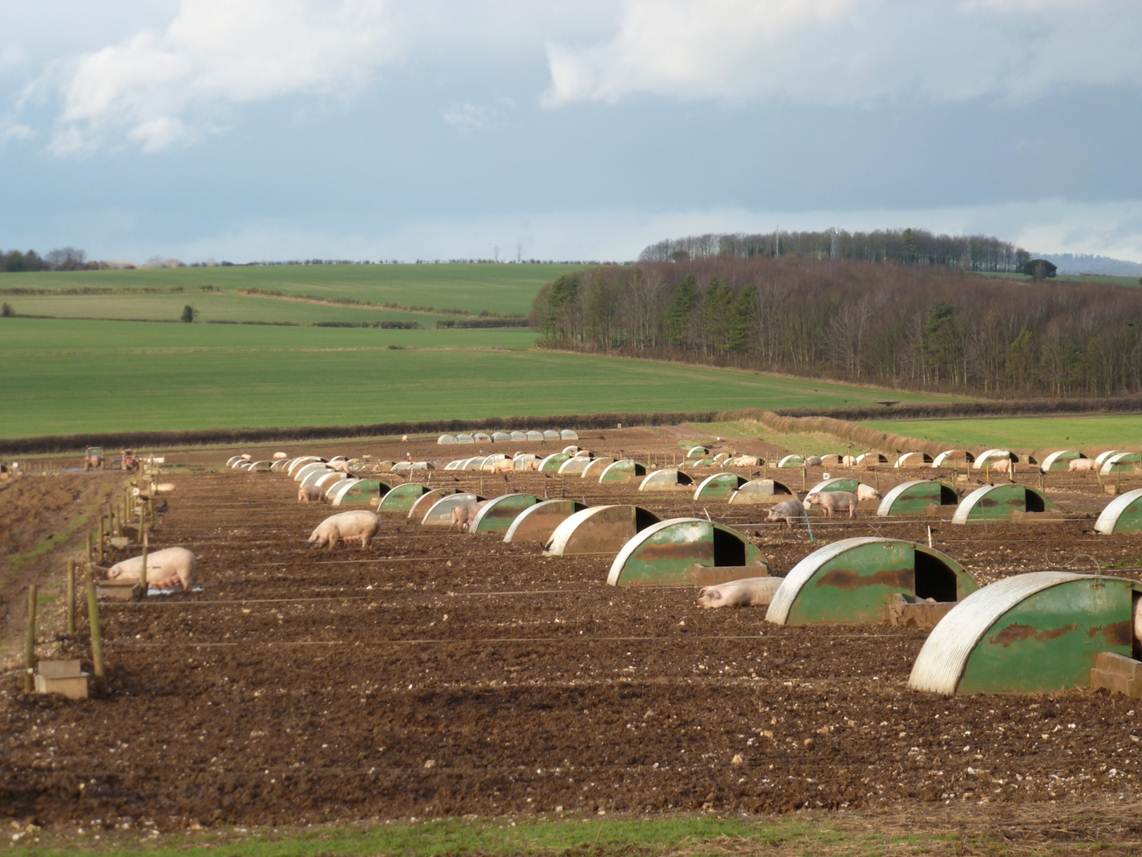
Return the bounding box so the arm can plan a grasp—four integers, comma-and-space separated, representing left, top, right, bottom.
308, 511, 380, 550
1068, 458, 1095, 473
855, 483, 881, 502
298, 484, 322, 503
450, 500, 479, 532
696, 576, 782, 609
766, 498, 807, 528
107, 546, 196, 591
805, 490, 858, 518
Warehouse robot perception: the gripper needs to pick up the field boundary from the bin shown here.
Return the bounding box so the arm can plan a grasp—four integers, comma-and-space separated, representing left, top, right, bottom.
4, 394, 1142, 453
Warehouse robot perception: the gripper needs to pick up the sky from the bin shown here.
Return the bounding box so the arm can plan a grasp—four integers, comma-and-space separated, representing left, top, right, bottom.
2, 0, 1141, 263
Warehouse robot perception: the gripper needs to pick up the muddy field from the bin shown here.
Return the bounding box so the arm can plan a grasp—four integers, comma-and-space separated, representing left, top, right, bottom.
0, 471, 120, 650
2, 429, 1141, 833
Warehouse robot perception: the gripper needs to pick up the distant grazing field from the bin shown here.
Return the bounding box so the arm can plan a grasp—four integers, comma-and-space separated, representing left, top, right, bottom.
0, 262, 582, 318
864, 415, 1142, 451
0, 292, 459, 325
0, 318, 965, 438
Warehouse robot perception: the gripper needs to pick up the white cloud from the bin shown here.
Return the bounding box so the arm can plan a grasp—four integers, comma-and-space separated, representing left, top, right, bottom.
0, 119, 35, 144
44, 0, 395, 155
442, 97, 515, 133
544, 0, 1142, 107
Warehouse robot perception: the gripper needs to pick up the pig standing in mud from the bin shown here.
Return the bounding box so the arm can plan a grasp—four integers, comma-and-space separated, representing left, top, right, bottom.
450, 500, 479, 532
805, 490, 858, 519
1068, 458, 1095, 473
989, 458, 1012, 475
308, 511, 380, 550
855, 483, 881, 502
107, 546, 196, 591
765, 498, 807, 528
297, 484, 322, 504
696, 577, 782, 609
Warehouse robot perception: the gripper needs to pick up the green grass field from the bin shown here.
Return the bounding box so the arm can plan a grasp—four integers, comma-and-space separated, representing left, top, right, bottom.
0, 318, 965, 438
0, 262, 582, 317
864, 414, 1142, 450
691, 419, 862, 455
3, 813, 1093, 857
0, 292, 459, 325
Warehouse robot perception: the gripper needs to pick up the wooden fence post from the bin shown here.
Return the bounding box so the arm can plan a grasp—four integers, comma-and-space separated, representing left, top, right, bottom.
86, 581, 104, 679
66, 559, 77, 635
23, 585, 37, 692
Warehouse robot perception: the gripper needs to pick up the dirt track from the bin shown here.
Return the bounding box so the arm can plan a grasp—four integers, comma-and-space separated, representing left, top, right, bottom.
2, 431, 1141, 832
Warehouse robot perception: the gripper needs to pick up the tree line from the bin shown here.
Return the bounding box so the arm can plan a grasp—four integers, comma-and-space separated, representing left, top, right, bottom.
530, 258, 1142, 398
640, 228, 1030, 273
0, 247, 101, 272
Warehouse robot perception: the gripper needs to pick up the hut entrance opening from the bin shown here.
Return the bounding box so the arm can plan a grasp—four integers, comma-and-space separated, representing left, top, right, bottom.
712, 527, 748, 566
635, 507, 659, 531
914, 550, 958, 602
1025, 490, 1046, 513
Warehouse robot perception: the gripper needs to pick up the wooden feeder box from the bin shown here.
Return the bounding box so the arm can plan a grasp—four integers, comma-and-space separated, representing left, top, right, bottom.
885, 594, 957, 630
1091, 651, 1142, 699
97, 579, 144, 601
34, 659, 90, 700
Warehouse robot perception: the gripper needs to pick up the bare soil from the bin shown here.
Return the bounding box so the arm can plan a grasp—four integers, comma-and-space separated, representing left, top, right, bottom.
2, 429, 1141, 835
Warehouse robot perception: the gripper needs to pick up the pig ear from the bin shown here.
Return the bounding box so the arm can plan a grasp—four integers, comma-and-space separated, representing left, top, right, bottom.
697, 587, 707, 598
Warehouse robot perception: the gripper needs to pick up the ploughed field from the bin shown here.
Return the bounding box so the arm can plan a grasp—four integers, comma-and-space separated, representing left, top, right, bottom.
2, 432, 1142, 832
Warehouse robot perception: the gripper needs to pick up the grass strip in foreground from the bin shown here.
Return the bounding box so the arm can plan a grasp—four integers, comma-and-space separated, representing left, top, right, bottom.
4, 814, 1018, 857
